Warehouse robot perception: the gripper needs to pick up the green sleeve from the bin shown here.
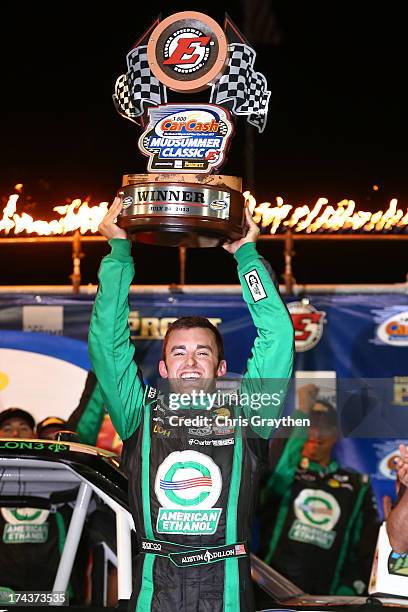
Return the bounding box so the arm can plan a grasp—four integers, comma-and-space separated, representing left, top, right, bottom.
235, 242, 294, 438
263, 415, 307, 499
88, 239, 145, 441
76, 382, 106, 446
67, 371, 106, 445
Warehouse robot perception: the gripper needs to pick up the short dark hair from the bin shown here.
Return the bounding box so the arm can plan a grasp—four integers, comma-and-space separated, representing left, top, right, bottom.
162, 316, 224, 364
310, 399, 338, 429
0, 407, 35, 430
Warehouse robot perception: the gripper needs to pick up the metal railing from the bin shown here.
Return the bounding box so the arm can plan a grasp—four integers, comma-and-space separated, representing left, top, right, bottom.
1, 230, 407, 294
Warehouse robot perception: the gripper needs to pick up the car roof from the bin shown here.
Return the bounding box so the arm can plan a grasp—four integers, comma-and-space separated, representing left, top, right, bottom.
0, 437, 129, 510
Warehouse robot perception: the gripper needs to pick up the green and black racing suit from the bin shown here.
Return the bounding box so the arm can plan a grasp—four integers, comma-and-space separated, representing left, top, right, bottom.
88, 239, 294, 612
260, 423, 380, 595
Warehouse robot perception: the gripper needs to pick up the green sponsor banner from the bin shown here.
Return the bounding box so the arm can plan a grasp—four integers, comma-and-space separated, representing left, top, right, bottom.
288, 519, 336, 550
3, 523, 49, 544
157, 509, 221, 535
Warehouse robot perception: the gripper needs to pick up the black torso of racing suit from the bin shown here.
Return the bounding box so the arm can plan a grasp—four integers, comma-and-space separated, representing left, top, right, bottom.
122, 394, 268, 612
260, 453, 379, 596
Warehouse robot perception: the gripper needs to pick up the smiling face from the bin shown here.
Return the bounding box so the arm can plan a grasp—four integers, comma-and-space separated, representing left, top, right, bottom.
159, 327, 227, 394
0, 417, 35, 439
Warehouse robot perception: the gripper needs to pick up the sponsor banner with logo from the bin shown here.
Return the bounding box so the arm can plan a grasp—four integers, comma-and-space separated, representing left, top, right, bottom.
1, 290, 408, 515
1, 290, 407, 383
334, 437, 408, 520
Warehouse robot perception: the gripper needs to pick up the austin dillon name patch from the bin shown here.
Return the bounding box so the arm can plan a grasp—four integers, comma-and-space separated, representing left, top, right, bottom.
170, 543, 247, 567
244, 269, 267, 302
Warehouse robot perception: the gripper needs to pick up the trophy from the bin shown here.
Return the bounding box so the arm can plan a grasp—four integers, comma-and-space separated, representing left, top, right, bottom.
113, 11, 271, 247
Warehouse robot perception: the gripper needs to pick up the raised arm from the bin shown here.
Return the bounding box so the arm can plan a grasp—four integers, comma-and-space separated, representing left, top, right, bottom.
224, 206, 295, 438
67, 370, 106, 445
88, 198, 145, 441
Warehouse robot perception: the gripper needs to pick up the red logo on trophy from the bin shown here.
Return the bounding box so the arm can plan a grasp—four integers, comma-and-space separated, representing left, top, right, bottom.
147, 12, 228, 93
162, 36, 210, 65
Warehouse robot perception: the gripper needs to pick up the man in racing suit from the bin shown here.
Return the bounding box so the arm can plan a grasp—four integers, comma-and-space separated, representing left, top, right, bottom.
260, 387, 379, 595
88, 198, 294, 612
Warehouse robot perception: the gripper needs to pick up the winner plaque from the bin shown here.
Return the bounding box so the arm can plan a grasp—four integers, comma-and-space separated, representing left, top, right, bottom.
113, 11, 271, 247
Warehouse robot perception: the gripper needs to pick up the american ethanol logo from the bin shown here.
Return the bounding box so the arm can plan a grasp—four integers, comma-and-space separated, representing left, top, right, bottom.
1, 508, 49, 525
294, 489, 340, 531
155, 451, 222, 535
1, 508, 50, 544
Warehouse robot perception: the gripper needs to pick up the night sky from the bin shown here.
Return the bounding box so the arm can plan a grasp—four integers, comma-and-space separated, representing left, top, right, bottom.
1, 2, 407, 286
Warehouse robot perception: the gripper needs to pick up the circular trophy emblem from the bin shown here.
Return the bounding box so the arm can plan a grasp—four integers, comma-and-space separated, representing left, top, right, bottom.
147, 11, 228, 93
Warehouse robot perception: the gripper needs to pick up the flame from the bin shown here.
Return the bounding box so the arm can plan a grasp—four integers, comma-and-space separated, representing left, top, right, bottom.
243, 192, 408, 234
0, 189, 407, 237
0, 194, 108, 236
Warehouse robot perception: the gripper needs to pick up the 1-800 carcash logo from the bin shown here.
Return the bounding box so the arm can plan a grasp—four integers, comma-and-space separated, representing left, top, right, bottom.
139, 104, 233, 173
376, 310, 408, 347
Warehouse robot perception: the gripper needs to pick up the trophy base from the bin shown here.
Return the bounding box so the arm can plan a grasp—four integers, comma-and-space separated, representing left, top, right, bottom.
118, 174, 245, 248
120, 217, 243, 248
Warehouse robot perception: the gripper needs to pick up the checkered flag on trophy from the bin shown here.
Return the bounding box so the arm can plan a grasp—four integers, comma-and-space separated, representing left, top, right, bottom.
210, 43, 271, 133
113, 45, 167, 124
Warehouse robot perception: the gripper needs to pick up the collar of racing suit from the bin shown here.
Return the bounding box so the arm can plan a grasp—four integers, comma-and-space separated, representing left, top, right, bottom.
300, 457, 339, 475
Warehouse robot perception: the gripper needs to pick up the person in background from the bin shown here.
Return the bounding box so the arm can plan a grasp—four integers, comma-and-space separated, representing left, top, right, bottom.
36, 416, 68, 440
260, 384, 379, 596
0, 407, 35, 439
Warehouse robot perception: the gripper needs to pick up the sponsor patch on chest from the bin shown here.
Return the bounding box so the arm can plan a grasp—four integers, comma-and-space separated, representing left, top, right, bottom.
3, 522, 49, 544
157, 509, 222, 535
155, 450, 223, 535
